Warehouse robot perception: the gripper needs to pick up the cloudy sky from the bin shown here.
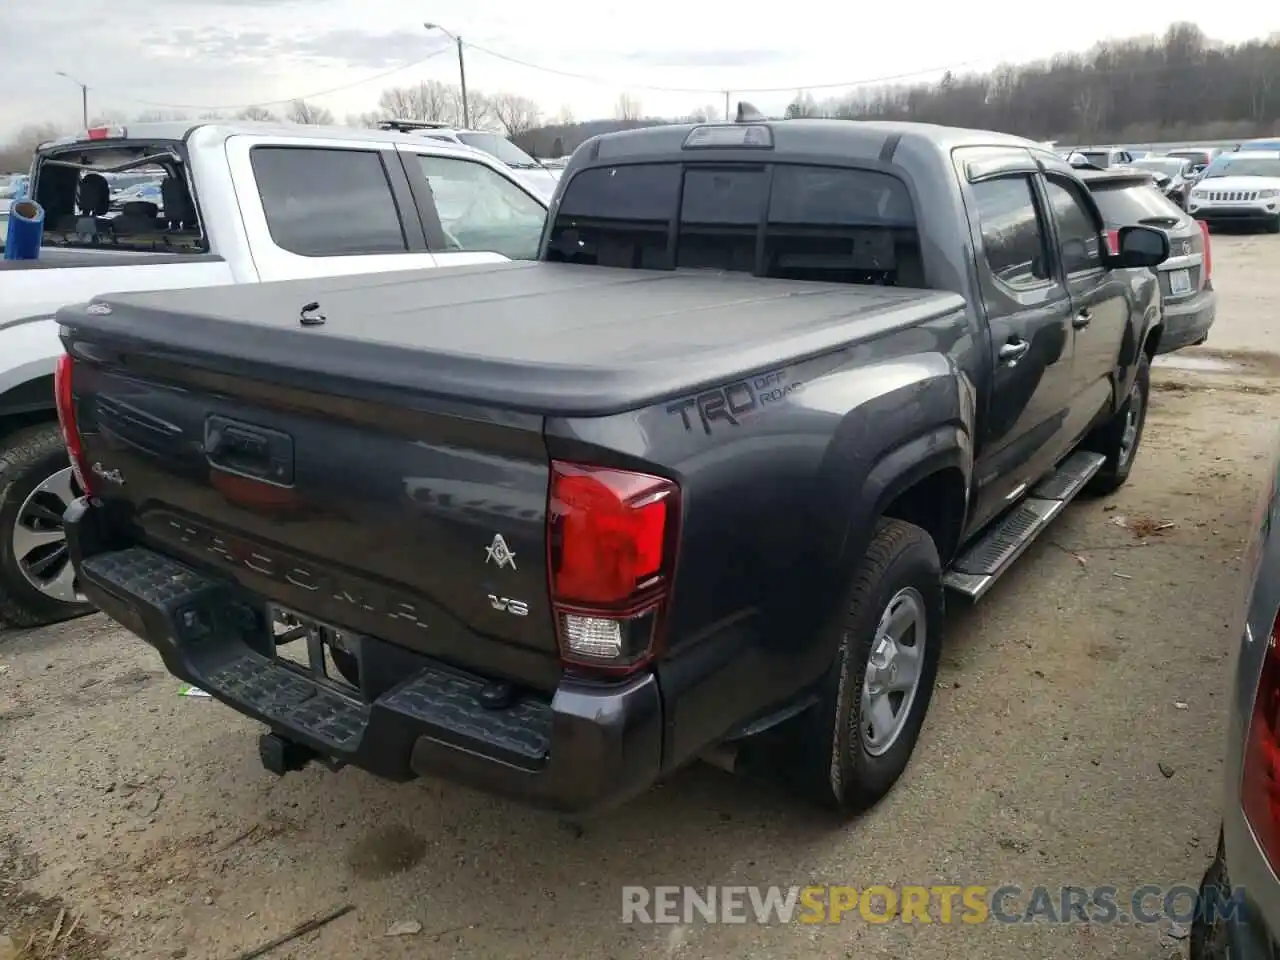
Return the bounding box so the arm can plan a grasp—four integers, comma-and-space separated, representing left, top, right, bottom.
3, 0, 1278, 139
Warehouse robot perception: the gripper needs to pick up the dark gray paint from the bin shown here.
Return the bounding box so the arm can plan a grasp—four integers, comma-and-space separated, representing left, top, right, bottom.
61, 118, 1166, 811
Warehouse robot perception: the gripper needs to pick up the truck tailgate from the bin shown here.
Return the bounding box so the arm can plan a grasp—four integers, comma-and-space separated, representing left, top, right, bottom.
65, 342, 562, 692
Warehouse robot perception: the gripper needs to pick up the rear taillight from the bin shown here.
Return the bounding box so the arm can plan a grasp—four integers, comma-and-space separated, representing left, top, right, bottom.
1242, 609, 1280, 872
546, 461, 680, 676
1199, 220, 1213, 281
1106, 229, 1121, 257
54, 353, 95, 496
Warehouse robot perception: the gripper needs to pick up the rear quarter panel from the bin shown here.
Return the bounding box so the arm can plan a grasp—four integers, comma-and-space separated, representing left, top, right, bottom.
546, 307, 978, 769
1223, 445, 1280, 927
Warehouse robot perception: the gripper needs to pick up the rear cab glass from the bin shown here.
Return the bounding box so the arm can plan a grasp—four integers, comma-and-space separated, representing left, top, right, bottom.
547, 161, 924, 287
25, 139, 205, 255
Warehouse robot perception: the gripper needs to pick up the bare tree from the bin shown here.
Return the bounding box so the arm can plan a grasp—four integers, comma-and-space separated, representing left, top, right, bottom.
490, 93, 542, 137
0, 123, 62, 172
287, 100, 334, 125
236, 105, 276, 122
686, 104, 719, 122
134, 110, 190, 122
615, 93, 642, 121
377, 82, 458, 124
345, 111, 386, 128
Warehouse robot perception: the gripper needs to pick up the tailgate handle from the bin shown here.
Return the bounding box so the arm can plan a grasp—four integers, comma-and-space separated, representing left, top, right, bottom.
205, 416, 294, 485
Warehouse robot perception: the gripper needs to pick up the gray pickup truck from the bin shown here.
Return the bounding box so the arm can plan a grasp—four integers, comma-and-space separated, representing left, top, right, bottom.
58, 113, 1169, 817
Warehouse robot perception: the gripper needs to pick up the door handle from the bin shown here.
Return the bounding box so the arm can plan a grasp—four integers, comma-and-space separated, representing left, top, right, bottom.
1072, 310, 1093, 330
998, 339, 1030, 364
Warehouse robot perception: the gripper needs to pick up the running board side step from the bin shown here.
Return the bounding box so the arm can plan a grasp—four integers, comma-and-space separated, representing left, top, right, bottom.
943, 450, 1106, 601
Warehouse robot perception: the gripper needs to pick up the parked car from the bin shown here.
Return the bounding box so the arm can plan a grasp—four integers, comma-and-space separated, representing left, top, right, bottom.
375, 120, 559, 199
0, 120, 548, 629
1128, 156, 1197, 207
1073, 146, 1139, 168
1187, 151, 1280, 232
1238, 138, 1280, 152
1081, 166, 1215, 353
58, 117, 1168, 817
1166, 147, 1225, 176
1191, 434, 1280, 959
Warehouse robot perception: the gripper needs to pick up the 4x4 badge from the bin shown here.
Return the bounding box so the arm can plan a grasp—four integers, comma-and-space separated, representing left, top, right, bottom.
485, 534, 517, 571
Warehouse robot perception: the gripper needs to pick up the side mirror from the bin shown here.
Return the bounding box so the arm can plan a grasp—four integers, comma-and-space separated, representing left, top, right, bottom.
1108, 225, 1170, 269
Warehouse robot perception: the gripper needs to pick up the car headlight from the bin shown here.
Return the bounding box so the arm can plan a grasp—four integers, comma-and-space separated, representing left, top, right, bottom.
1191, 189, 1207, 199
1259, 189, 1280, 199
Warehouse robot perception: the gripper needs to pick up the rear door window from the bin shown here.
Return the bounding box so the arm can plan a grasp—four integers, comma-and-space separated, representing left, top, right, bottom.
969, 176, 1054, 290
1043, 177, 1103, 275
250, 146, 408, 257
414, 154, 546, 259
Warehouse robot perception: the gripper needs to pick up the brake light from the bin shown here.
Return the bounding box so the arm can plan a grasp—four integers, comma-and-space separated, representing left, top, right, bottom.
1199, 220, 1213, 281
1242, 609, 1280, 873
547, 461, 680, 675
54, 353, 96, 496
1106, 229, 1121, 256
85, 125, 125, 141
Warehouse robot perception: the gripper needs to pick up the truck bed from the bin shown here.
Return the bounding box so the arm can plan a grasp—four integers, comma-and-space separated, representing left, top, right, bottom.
59, 261, 966, 416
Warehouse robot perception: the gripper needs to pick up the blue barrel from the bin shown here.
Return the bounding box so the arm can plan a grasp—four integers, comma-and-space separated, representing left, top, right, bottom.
3, 199, 44, 261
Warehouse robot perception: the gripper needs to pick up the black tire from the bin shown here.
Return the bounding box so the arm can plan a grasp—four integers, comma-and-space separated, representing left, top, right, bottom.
769, 518, 944, 815
1267, 215, 1280, 235
1083, 353, 1151, 496
0, 422, 93, 629
1189, 832, 1230, 960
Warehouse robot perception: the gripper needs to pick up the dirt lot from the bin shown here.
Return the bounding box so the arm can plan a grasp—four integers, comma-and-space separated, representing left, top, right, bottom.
2, 234, 1279, 960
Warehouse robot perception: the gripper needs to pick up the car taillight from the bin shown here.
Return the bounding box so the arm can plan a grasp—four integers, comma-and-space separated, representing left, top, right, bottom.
546, 461, 680, 676
54, 353, 95, 496
1199, 220, 1212, 281
1106, 229, 1120, 256
1242, 608, 1280, 873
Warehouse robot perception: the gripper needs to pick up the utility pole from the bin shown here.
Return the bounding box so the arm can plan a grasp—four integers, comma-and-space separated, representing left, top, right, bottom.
425, 23, 469, 129
724, 90, 730, 121
456, 36, 470, 129
56, 71, 88, 128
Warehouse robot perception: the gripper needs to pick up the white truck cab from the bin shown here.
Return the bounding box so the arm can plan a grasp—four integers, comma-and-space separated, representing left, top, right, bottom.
0, 119, 549, 627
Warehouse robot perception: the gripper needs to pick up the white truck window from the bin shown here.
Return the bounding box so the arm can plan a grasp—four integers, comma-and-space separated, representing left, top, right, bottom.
415, 155, 546, 261
250, 146, 409, 257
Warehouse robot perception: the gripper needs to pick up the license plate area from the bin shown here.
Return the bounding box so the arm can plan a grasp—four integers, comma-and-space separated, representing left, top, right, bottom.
1168, 268, 1193, 295
268, 604, 364, 697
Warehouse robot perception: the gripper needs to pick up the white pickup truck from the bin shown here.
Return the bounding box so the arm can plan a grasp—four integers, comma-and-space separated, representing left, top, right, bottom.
0, 120, 550, 627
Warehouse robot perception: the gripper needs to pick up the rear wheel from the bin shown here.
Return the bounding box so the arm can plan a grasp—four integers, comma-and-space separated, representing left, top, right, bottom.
0, 423, 94, 629
1083, 354, 1150, 496
1267, 215, 1280, 235
768, 518, 944, 815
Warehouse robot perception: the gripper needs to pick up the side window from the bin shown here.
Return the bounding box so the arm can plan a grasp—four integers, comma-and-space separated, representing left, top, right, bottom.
416, 155, 547, 260
970, 176, 1052, 290
1043, 178, 1103, 275
250, 147, 407, 257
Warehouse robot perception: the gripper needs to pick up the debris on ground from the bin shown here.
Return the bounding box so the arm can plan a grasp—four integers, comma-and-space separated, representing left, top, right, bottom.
1110, 515, 1177, 538
227, 904, 354, 960
1174, 701, 1189, 710
385, 920, 423, 937
1158, 763, 1176, 779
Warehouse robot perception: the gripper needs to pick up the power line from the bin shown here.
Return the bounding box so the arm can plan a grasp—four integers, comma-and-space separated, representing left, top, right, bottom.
94, 42, 456, 111
461, 39, 995, 95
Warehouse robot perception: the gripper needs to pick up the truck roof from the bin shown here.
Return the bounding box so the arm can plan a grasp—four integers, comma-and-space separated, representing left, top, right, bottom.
63, 261, 966, 416
39, 120, 489, 154
567, 118, 1042, 169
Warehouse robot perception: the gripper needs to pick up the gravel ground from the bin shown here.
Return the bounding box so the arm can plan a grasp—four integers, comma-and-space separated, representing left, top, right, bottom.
2, 234, 1278, 960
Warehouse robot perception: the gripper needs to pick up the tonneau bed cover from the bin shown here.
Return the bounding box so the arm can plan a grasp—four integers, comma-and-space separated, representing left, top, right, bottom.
58, 261, 966, 416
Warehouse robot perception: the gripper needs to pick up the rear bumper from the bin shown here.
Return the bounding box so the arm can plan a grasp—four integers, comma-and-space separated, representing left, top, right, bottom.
1194, 829, 1278, 960
66, 500, 663, 816
1160, 284, 1217, 354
